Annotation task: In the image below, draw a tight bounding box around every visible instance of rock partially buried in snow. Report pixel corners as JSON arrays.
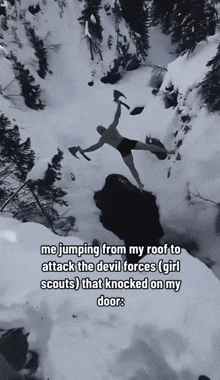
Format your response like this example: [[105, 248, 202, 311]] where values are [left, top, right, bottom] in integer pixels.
[[0, 353, 25, 380], [94, 174, 164, 263], [0, 328, 28, 371]]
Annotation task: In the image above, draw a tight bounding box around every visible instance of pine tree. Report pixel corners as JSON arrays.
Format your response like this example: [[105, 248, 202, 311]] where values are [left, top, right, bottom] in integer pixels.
[[78, 0, 103, 60], [29, 149, 68, 208], [134, 3, 150, 60], [204, 1, 218, 36], [118, 0, 150, 60], [112, 0, 124, 53], [25, 26, 49, 79], [180, 1, 207, 52], [10, 53, 45, 110], [0, 113, 35, 183], [171, 0, 217, 53], [0, 145, 69, 233], [200, 42, 220, 112], [170, 0, 189, 47], [151, 0, 177, 33], [13, 138, 35, 181]]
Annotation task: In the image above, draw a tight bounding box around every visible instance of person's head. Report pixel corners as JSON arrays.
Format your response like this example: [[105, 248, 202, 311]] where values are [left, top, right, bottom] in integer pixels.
[[97, 125, 106, 135]]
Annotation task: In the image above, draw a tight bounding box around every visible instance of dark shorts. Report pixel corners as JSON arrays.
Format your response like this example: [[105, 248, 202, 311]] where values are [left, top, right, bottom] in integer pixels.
[[116, 138, 138, 157]]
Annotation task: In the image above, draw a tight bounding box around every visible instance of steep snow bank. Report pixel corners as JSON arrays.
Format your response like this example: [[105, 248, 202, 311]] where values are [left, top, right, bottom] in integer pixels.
[[1, 2, 220, 380], [1, 216, 220, 380], [1, 2, 220, 274]]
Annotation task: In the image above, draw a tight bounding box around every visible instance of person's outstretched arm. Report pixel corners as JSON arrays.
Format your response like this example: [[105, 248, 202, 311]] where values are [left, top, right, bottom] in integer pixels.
[[109, 100, 122, 129], [81, 138, 104, 153]]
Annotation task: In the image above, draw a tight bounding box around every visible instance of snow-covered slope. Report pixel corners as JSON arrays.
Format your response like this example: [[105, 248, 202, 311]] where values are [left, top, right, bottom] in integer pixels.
[[1, 1, 220, 379], [1, 216, 220, 380]]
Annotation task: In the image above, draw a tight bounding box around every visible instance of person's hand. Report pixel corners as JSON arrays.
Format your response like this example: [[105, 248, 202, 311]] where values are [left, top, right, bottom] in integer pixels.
[[167, 150, 175, 154], [77, 146, 83, 152]]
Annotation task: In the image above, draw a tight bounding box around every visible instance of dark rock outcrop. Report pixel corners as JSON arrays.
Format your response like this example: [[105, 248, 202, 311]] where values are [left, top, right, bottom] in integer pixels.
[[28, 4, 41, 15], [0, 328, 40, 379], [126, 55, 140, 71], [0, 328, 28, 372], [94, 174, 164, 263]]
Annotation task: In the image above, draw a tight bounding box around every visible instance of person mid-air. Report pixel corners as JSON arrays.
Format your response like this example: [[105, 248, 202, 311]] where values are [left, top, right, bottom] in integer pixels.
[[80, 100, 174, 191]]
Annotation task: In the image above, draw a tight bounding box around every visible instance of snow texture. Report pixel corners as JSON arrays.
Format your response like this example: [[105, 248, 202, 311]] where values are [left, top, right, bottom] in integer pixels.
[[1, 1, 220, 380]]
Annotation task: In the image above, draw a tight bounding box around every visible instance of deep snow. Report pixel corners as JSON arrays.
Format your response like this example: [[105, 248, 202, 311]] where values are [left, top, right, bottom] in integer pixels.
[[1, 216, 220, 380], [1, 1, 220, 379]]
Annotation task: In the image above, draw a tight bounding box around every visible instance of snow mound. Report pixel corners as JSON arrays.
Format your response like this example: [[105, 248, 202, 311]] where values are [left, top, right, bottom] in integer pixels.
[[1, 217, 220, 380]]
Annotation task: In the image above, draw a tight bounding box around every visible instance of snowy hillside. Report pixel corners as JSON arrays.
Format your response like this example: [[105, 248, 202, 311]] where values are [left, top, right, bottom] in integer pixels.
[[1, 1, 220, 380], [1, 217, 220, 380]]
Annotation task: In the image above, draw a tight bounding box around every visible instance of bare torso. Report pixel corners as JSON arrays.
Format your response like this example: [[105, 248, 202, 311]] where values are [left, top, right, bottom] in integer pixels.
[[100, 127, 123, 148]]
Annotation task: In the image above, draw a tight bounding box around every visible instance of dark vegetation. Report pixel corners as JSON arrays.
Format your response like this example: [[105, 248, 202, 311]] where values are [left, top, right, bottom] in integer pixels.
[[200, 41, 220, 111], [0, 327, 41, 380], [101, 53, 140, 84], [151, 0, 220, 111], [77, 0, 103, 60], [25, 26, 50, 79], [0, 114, 75, 235], [10, 53, 45, 110], [54, 0, 67, 17], [0, 113, 35, 186], [152, 0, 218, 54], [119, 0, 150, 60]]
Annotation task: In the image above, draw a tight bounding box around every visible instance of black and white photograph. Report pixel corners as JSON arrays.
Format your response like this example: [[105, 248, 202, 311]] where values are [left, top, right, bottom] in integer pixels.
[[1, 1, 220, 379]]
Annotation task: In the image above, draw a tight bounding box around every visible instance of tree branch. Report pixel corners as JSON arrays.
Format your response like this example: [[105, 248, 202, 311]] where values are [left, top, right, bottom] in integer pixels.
[[192, 189, 218, 205]]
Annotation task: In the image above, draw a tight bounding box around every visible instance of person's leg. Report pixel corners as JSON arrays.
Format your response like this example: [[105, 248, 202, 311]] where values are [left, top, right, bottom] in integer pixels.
[[134, 141, 167, 154], [122, 153, 144, 191], [134, 141, 149, 150]]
